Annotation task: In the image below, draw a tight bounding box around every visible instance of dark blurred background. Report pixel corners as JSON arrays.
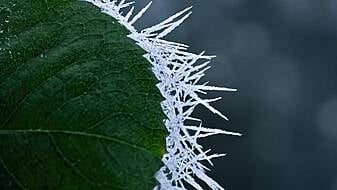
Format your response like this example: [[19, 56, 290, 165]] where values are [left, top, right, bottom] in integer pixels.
[[134, 0, 337, 189]]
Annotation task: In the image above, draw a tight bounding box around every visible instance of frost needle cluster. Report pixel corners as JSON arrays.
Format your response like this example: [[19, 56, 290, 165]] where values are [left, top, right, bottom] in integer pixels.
[[84, 0, 241, 189]]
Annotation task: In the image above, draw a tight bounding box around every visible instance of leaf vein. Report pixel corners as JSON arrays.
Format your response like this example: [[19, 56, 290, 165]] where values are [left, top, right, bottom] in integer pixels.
[[0, 129, 155, 155], [0, 155, 27, 190]]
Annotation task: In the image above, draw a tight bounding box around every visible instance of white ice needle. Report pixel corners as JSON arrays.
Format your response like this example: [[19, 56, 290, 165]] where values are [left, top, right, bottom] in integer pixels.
[[84, 1, 241, 189]]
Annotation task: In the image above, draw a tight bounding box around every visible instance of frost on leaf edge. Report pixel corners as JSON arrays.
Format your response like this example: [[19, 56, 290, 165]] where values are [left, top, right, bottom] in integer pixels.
[[83, 0, 241, 189]]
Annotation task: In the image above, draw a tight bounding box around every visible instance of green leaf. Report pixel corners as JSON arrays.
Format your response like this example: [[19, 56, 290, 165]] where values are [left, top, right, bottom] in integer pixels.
[[0, 0, 165, 189]]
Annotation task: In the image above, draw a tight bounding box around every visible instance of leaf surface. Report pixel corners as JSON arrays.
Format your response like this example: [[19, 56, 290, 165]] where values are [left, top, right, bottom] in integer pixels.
[[0, 0, 165, 189]]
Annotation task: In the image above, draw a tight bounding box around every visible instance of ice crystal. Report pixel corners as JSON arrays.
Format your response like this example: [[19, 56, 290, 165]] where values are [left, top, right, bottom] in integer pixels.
[[84, 0, 241, 189]]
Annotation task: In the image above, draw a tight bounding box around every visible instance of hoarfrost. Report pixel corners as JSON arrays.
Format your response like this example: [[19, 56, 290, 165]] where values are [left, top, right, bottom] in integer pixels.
[[84, 1, 241, 189]]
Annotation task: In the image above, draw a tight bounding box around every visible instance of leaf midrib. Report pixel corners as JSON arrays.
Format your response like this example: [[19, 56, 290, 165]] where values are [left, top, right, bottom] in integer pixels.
[[0, 129, 155, 155]]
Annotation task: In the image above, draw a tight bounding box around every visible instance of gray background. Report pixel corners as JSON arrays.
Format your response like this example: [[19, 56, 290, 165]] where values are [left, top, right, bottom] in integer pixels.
[[134, 0, 337, 189]]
